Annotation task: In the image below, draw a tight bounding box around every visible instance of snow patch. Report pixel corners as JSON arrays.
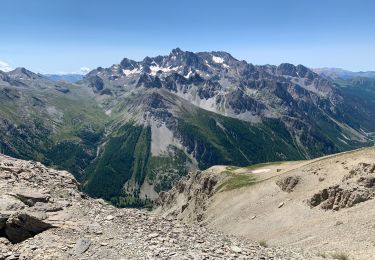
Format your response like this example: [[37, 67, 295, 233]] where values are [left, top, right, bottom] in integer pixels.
[[212, 56, 224, 64], [212, 56, 229, 68], [185, 70, 193, 78], [149, 65, 179, 76], [150, 65, 172, 76], [123, 68, 141, 76], [251, 169, 271, 174]]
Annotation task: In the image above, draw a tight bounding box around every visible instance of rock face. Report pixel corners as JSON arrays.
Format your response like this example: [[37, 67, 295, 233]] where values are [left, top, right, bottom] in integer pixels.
[[10, 190, 51, 206], [0, 154, 307, 259], [276, 176, 300, 193], [155, 171, 220, 223], [0, 154, 79, 245], [308, 162, 375, 210], [5, 212, 53, 243]]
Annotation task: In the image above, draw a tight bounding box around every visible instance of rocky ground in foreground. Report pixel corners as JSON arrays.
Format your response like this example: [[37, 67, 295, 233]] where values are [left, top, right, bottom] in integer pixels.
[[155, 148, 375, 260], [0, 154, 308, 260]]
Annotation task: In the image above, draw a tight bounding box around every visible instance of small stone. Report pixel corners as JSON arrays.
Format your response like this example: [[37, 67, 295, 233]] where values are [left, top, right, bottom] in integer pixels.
[[230, 245, 242, 253], [148, 233, 159, 239], [251, 215, 256, 220], [334, 221, 343, 226], [215, 249, 224, 254], [106, 215, 115, 221], [278, 202, 284, 208], [72, 238, 91, 255]]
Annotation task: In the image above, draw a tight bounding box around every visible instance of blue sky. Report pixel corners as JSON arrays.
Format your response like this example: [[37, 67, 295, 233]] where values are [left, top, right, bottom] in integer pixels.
[[0, 0, 374, 73]]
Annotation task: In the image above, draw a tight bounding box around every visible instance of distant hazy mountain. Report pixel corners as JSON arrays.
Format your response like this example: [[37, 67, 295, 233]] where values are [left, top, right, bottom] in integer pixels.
[[1, 50, 375, 206], [45, 73, 84, 83], [313, 67, 375, 79]]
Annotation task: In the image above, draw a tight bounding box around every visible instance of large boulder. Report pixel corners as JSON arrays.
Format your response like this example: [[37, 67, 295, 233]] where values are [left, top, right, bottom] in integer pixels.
[[0, 195, 25, 211], [4, 211, 54, 243], [276, 176, 300, 193], [10, 189, 50, 206]]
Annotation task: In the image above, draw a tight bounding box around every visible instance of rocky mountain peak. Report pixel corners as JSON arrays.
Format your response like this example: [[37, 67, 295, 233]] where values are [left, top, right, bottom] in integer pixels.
[[276, 63, 318, 80], [277, 63, 298, 77], [8, 67, 43, 80], [0, 71, 10, 81], [120, 58, 138, 70], [1, 49, 373, 215], [170, 47, 184, 56]]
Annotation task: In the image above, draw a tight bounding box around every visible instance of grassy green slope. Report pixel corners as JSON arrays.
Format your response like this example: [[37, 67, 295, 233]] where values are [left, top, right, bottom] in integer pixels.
[[83, 123, 146, 199], [0, 85, 108, 179], [334, 77, 375, 132], [176, 107, 304, 169], [82, 99, 307, 205]]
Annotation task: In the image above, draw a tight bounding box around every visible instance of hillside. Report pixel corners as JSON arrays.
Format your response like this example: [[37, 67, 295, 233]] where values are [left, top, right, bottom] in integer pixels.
[[156, 147, 375, 259], [0, 154, 308, 259], [79, 49, 375, 203], [1, 49, 375, 205]]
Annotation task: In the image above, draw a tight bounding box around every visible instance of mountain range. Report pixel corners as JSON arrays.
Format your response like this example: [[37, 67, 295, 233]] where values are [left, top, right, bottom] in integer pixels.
[[314, 67, 375, 79], [45, 74, 84, 83], [1, 49, 375, 206]]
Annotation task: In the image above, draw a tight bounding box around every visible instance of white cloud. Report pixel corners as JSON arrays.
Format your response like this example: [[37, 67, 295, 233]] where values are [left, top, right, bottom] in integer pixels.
[[0, 61, 13, 72], [80, 67, 91, 74]]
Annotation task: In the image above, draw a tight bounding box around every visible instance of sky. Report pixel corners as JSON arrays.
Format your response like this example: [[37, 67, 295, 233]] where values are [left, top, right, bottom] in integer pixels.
[[0, 0, 375, 73]]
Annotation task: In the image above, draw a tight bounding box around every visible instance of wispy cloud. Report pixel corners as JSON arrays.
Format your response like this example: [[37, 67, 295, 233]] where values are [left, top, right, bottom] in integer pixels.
[[49, 67, 91, 75], [80, 67, 91, 74], [0, 60, 13, 72]]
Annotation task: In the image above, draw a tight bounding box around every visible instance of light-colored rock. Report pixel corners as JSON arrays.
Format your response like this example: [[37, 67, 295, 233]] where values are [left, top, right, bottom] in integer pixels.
[[230, 245, 242, 253], [72, 238, 91, 255], [147, 232, 159, 239], [10, 189, 50, 206], [0, 153, 308, 260], [106, 215, 115, 221], [5, 211, 53, 243], [0, 195, 25, 211]]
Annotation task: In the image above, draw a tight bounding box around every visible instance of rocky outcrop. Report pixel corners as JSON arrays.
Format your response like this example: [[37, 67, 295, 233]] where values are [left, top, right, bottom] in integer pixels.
[[155, 171, 220, 223], [0, 154, 307, 259], [308, 162, 375, 210], [4, 211, 53, 243], [9, 190, 50, 207], [276, 176, 300, 193], [0, 155, 79, 245]]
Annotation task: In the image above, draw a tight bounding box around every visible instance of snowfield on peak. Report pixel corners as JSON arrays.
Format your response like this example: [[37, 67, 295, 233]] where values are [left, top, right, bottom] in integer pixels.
[[212, 56, 225, 64]]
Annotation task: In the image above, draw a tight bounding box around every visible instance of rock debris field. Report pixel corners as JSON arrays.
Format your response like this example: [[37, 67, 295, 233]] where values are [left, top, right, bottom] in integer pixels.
[[0, 154, 308, 259]]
